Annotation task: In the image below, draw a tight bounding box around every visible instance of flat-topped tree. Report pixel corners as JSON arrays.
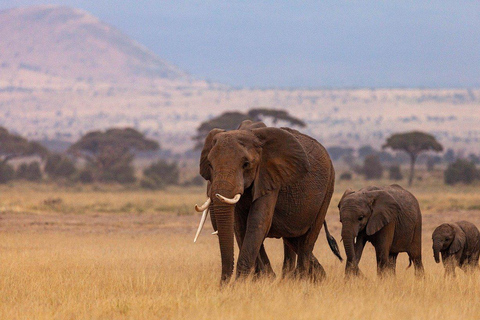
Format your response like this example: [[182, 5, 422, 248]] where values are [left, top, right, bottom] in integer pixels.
[[193, 109, 306, 150], [383, 131, 443, 186], [0, 127, 48, 163], [68, 128, 159, 183]]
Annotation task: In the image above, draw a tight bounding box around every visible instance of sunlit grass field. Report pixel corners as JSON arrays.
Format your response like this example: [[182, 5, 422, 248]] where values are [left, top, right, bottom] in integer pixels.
[[0, 175, 479, 319]]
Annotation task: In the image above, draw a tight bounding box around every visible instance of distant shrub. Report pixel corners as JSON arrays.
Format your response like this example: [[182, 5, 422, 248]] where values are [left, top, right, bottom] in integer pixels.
[[105, 164, 136, 184], [45, 153, 77, 179], [327, 146, 354, 162], [426, 156, 441, 172], [389, 165, 403, 181], [444, 159, 479, 185], [0, 162, 15, 183], [76, 169, 94, 184], [358, 145, 376, 160], [140, 177, 163, 190], [339, 172, 352, 180], [443, 149, 456, 164], [15, 163, 28, 179], [182, 175, 205, 186], [142, 160, 179, 189], [469, 153, 480, 165], [363, 155, 383, 180], [16, 162, 42, 181]]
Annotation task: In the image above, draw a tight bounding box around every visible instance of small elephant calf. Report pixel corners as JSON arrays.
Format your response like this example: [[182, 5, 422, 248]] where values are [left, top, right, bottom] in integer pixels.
[[338, 184, 424, 277], [432, 221, 480, 276]]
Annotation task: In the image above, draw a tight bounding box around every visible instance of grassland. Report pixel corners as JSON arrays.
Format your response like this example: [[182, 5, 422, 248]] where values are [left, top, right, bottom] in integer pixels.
[[0, 177, 479, 319]]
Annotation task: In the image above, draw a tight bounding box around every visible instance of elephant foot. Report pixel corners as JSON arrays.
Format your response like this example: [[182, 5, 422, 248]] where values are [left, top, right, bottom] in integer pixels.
[[253, 268, 276, 280], [309, 263, 326, 283], [345, 265, 365, 280], [377, 267, 396, 279]]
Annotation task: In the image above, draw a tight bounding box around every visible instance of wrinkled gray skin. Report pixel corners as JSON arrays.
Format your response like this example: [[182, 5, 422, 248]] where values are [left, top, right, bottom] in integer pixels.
[[338, 184, 424, 277], [432, 221, 480, 276], [200, 120, 341, 283]]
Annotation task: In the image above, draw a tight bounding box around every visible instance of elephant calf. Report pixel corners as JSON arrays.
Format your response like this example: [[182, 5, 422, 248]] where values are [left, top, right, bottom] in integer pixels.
[[338, 184, 424, 277], [432, 221, 480, 276]]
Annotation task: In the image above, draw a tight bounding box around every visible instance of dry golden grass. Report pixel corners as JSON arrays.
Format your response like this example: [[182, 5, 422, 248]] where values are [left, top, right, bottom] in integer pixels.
[[0, 180, 479, 319]]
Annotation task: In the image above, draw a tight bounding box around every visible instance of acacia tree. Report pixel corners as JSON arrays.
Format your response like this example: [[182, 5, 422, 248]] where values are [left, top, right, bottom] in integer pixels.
[[383, 131, 443, 186], [0, 127, 48, 163], [193, 108, 306, 149], [68, 128, 159, 183]]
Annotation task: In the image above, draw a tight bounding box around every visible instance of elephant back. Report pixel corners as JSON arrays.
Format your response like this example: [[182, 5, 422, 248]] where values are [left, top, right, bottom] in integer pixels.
[[457, 221, 480, 255]]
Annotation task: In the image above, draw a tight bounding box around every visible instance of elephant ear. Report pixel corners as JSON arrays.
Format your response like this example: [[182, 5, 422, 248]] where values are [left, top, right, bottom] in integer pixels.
[[237, 120, 267, 130], [338, 188, 355, 208], [251, 127, 310, 201], [449, 224, 466, 254], [199, 128, 225, 180], [365, 190, 401, 236]]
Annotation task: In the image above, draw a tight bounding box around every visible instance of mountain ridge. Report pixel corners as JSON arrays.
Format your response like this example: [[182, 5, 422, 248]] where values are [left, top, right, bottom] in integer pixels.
[[0, 5, 188, 83]]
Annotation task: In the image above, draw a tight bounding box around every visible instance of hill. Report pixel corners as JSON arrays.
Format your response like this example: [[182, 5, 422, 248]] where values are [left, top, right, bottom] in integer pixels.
[[0, 5, 187, 83]]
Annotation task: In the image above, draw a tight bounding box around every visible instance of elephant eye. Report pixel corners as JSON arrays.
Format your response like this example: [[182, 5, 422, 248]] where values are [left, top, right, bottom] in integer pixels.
[[242, 161, 250, 169], [358, 216, 364, 221]]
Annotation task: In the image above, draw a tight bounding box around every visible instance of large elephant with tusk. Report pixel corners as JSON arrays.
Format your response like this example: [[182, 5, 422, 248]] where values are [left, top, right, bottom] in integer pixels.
[[194, 120, 342, 283]]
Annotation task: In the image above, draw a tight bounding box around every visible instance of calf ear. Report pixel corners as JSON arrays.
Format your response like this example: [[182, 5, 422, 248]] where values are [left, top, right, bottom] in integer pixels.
[[199, 129, 225, 181], [449, 224, 466, 254], [338, 188, 355, 208], [365, 191, 401, 236]]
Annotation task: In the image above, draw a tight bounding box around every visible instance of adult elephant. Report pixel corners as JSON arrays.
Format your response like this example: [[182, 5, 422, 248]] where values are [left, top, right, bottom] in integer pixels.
[[338, 185, 424, 277], [194, 120, 341, 283]]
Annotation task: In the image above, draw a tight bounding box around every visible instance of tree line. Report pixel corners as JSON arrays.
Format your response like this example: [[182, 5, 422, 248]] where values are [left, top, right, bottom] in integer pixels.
[[0, 127, 200, 189], [0, 108, 478, 187]]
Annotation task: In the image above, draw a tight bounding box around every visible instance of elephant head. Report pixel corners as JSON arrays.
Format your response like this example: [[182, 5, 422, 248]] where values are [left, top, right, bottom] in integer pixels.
[[197, 121, 310, 282], [338, 188, 401, 274], [432, 223, 466, 263]]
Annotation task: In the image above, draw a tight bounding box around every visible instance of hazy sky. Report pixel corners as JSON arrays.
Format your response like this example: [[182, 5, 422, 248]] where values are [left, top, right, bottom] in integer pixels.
[[1, 1, 479, 88]]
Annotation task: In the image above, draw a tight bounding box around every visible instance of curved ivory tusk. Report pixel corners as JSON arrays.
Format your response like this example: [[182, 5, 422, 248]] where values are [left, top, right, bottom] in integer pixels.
[[215, 193, 241, 204], [211, 230, 218, 235], [194, 198, 211, 212], [193, 209, 209, 243]]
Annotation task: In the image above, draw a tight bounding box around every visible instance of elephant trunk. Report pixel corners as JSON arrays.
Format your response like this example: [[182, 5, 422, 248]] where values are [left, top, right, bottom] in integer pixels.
[[342, 226, 359, 275], [433, 241, 442, 263], [213, 200, 235, 283], [210, 176, 240, 283]]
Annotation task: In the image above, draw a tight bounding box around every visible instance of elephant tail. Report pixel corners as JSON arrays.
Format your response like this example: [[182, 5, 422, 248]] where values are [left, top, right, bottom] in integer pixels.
[[324, 221, 343, 261]]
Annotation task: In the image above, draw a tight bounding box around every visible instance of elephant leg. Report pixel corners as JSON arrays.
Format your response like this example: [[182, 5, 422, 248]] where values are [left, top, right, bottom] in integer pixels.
[[295, 240, 310, 279], [296, 176, 334, 281], [354, 234, 367, 263], [373, 223, 394, 277], [375, 247, 390, 277], [256, 244, 275, 277], [308, 254, 326, 282], [236, 190, 278, 278], [388, 253, 398, 274], [469, 251, 480, 273], [282, 239, 296, 278], [443, 255, 457, 277], [296, 237, 325, 282], [235, 205, 270, 277], [234, 202, 274, 277], [409, 220, 424, 277]]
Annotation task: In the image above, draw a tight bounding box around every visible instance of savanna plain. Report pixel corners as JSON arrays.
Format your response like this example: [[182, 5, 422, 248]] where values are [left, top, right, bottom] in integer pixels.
[[0, 173, 479, 319]]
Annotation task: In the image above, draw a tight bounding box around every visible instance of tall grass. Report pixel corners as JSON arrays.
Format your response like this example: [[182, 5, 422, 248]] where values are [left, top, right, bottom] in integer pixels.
[[0, 231, 479, 319], [0, 180, 479, 319]]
